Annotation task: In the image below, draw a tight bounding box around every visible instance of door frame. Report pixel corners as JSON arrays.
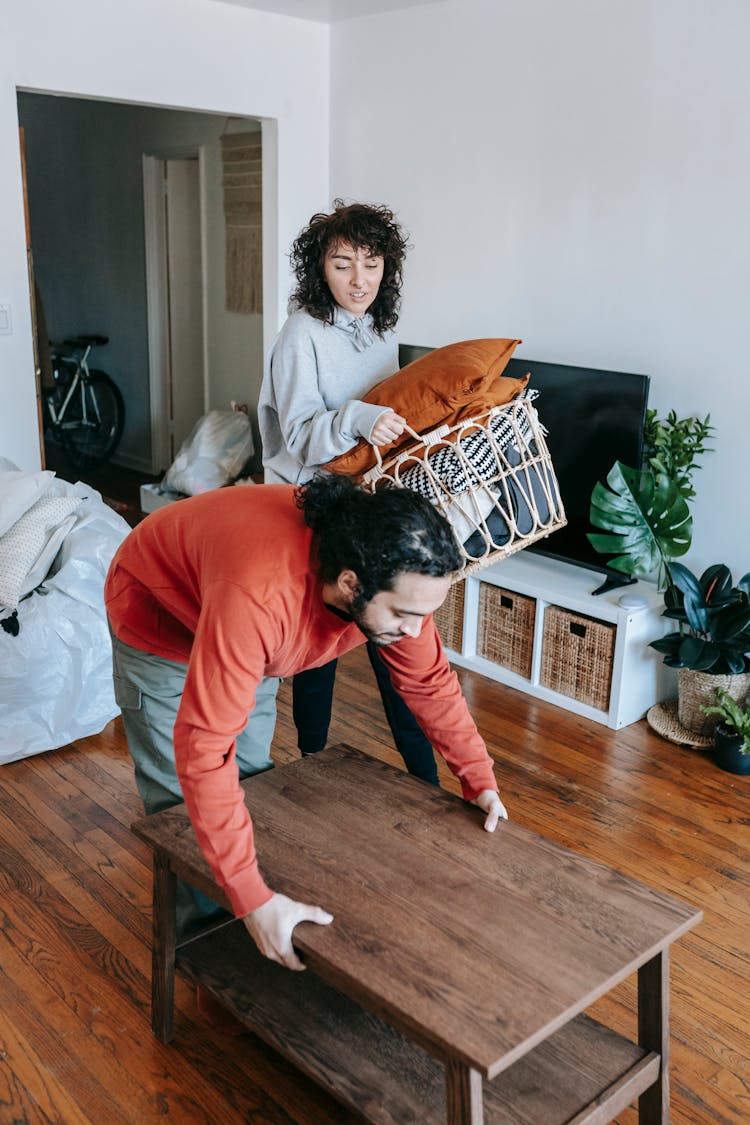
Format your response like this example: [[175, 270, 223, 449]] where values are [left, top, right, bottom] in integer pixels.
[[142, 147, 209, 474], [18, 126, 47, 467]]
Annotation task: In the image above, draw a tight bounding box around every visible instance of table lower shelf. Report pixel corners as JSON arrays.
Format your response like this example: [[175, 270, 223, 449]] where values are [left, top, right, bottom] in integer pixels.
[[177, 920, 660, 1125]]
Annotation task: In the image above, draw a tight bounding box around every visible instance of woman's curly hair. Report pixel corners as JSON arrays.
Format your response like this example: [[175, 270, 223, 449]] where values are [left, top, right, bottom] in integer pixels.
[[297, 475, 461, 604], [289, 199, 409, 335]]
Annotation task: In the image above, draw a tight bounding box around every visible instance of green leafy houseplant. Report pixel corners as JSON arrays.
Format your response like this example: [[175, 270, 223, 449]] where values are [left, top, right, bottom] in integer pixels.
[[700, 686, 750, 774], [701, 687, 750, 753], [649, 563, 750, 675], [587, 409, 714, 587], [643, 409, 715, 504]]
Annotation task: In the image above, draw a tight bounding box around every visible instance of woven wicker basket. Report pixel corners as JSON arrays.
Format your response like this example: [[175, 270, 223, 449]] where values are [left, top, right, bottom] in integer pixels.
[[432, 579, 465, 651], [540, 606, 616, 711], [477, 583, 536, 678], [362, 397, 567, 579], [677, 668, 750, 737]]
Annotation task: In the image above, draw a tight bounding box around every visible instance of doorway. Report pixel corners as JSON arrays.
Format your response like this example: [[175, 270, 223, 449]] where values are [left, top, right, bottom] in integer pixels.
[[17, 92, 264, 478]]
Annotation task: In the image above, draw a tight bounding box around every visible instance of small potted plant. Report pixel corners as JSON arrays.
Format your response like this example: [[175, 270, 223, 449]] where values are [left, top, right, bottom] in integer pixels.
[[642, 408, 714, 505], [649, 562, 750, 735], [700, 687, 750, 775]]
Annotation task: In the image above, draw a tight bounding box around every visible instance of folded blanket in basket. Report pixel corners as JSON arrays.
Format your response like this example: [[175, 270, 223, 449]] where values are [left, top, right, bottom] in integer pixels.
[[398, 391, 537, 502], [461, 443, 557, 558]]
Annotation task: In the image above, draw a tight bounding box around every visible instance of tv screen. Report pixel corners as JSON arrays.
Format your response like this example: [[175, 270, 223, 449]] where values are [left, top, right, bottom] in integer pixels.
[[399, 346, 651, 590], [504, 357, 650, 585]]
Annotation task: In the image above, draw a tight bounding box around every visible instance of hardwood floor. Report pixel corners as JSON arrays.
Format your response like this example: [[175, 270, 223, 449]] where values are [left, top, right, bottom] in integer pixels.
[[0, 647, 747, 1123]]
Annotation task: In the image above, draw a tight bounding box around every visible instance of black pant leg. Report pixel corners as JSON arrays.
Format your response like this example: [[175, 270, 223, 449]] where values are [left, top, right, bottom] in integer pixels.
[[366, 641, 439, 786], [292, 659, 338, 755]]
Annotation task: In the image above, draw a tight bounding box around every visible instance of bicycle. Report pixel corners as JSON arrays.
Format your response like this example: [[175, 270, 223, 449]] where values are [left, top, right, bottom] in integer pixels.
[[44, 334, 125, 470]]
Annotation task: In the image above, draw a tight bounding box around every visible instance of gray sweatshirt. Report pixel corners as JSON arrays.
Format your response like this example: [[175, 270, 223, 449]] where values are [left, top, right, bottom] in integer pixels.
[[258, 306, 397, 484]]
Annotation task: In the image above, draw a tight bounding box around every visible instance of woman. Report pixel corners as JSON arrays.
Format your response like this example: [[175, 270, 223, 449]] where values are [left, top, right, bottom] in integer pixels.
[[258, 200, 439, 784]]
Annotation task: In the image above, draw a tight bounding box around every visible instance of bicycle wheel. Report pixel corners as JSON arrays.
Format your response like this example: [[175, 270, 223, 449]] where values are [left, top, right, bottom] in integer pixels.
[[59, 368, 125, 470]]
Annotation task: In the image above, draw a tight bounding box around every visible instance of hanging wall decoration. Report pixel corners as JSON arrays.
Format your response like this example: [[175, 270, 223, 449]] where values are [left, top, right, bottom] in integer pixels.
[[221, 130, 262, 314]]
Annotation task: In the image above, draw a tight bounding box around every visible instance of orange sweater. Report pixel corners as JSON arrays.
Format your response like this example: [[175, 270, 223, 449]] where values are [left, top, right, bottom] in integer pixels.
[[105, 484, 497, 915]]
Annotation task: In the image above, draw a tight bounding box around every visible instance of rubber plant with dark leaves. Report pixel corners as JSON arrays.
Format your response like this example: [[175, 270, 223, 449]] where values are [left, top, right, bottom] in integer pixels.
[[649, 563, 750, 675]]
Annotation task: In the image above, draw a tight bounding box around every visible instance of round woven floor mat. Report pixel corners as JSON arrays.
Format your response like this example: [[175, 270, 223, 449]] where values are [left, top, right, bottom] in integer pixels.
[[646, 699, 713, 749]]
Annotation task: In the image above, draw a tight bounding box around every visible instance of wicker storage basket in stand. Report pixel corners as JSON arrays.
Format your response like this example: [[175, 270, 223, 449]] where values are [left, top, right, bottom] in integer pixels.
[[477, 584, 536, 678], [432, 580, 466, 651], [541, 607, 616, 712]]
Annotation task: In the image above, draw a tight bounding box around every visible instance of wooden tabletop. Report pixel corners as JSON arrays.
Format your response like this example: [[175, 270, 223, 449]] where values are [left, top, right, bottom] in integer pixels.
[[131, 744, 701, 1079]]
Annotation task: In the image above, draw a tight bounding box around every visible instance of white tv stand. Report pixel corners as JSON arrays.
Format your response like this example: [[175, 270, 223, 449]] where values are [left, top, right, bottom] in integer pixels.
[[441, 553, 674, 730]]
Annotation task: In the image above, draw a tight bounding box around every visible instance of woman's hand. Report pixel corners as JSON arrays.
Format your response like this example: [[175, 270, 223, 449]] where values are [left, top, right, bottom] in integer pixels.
[[370, 410, 407, 447], [471, 790, 509, 832], [243, 892, 334, 970]]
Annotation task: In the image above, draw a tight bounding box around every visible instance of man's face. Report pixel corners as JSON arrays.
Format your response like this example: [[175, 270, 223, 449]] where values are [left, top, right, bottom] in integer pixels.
[[350, 572, 453, 646]]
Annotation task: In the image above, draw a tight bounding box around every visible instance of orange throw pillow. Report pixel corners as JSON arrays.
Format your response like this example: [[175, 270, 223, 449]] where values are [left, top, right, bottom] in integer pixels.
[[324, 338, 525, 477]]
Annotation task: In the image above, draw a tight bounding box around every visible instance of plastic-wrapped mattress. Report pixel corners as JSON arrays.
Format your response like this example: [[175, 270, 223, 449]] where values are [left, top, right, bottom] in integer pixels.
[[0, 470, 130, 764]]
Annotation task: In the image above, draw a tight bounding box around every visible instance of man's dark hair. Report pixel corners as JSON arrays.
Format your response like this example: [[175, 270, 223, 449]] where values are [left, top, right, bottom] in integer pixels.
[[297, 475, 462, 604], [290, 199, 408, 335]]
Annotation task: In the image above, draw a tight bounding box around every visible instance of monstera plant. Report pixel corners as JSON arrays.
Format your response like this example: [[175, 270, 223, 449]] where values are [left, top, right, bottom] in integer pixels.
[[587, 461, 692, 589], [587, 409, 713, 588]]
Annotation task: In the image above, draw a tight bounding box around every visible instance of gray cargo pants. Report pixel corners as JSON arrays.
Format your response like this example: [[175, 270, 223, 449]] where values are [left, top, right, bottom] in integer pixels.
[[110, 629, 278, 937]]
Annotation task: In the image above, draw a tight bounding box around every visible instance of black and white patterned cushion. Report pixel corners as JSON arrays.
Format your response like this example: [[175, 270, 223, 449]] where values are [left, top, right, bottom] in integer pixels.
[[398, 390, 539, 502]]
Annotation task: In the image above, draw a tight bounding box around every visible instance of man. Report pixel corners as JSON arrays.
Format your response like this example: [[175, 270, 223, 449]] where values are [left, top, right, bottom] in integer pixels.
[[105, 475, 507, 972]]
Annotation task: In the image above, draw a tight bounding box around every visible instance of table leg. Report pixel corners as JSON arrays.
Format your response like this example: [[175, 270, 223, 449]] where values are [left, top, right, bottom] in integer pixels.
[[151, 851, 177, 1043], [444, 1058, 484, 1125], [638, 949, 670, 1124]]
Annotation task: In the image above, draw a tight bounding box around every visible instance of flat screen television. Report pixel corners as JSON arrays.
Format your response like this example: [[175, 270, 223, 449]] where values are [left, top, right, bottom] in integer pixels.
[[399, 346, 651, 593]]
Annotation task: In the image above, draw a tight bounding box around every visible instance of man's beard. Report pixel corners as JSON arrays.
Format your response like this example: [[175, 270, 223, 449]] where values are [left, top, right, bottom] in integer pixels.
[[349, 596, 402, 647]]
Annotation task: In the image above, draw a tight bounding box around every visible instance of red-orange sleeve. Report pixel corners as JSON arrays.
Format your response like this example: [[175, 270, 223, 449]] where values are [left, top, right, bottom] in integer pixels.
[[172, 580, 282, 916], [377, 620, 498, 801]]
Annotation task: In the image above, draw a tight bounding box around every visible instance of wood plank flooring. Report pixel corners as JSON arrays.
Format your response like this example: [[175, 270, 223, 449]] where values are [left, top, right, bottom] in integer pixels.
[[0, 646, 747, 1124]]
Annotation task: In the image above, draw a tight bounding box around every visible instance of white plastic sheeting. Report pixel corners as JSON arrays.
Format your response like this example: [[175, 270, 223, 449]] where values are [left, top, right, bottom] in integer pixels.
[[0, 473, 130, 764], [162, 409, 254, 496]]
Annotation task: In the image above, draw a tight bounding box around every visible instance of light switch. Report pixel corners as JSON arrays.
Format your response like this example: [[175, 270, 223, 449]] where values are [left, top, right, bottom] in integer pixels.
[[0, 303, 11, 335]]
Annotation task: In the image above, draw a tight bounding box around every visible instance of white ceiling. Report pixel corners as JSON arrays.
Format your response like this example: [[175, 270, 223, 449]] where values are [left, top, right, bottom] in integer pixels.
[[213, 0, 441, 23]]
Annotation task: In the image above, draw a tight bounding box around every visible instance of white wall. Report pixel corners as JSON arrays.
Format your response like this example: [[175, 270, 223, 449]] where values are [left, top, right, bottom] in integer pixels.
[[0, 0, 330, 472], [331, 0, 750, 578]]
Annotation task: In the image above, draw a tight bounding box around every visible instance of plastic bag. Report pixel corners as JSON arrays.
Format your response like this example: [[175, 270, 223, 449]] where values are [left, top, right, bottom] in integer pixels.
[[162, 409, 254, 496], [0, 475, 130, 764]]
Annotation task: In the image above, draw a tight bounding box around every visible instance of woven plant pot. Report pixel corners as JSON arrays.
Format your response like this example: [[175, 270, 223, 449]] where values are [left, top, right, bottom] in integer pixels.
[[677, 668, 750, 736]]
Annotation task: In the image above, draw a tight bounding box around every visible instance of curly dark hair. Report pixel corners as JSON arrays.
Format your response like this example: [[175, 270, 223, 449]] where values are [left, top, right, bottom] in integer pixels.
[[297, 475, 461, 603], [289, 199, 409, 335]]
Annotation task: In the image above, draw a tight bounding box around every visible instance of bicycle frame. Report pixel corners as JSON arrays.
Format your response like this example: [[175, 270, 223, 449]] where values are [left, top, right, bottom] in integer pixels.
[[47, 344, 102, 430], [44, 333, 124, 471]]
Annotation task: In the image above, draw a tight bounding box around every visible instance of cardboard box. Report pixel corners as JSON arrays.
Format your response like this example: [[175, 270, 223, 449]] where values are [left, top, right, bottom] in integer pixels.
[[139, 482, 187, 514]]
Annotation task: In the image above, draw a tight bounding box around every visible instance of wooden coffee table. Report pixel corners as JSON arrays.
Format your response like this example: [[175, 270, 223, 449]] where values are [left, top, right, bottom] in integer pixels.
[[131, 744, 701, 1124]]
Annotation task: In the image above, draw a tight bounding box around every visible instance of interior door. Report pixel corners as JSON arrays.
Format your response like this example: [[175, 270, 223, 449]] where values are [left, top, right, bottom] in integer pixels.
[[143, 153, 206, 472], [165, 157, 205, 461]]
